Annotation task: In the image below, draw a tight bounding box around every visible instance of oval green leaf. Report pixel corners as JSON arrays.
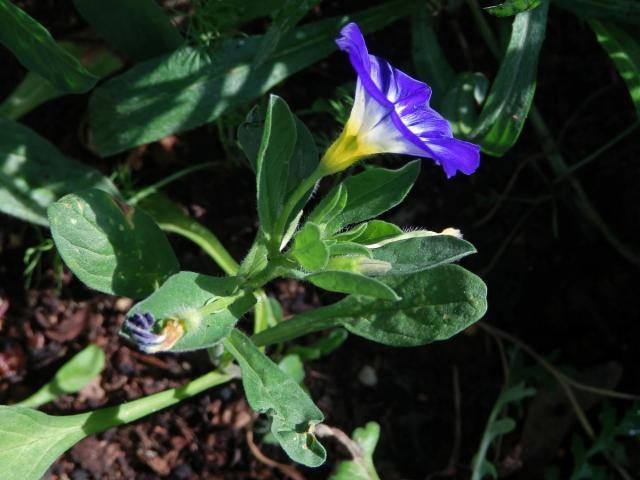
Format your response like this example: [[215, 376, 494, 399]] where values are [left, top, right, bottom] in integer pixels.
[[224, 329, 326, 467], [48, 189, 179, 298]]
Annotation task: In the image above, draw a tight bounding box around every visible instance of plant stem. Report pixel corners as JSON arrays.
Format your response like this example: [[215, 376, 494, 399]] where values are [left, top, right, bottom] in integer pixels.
[[555, 119, 640, 181], [82, 370, 234, 435], [128, 161, 216, 206], [160, 219, 239, 276], [251, 307, 342, 347]]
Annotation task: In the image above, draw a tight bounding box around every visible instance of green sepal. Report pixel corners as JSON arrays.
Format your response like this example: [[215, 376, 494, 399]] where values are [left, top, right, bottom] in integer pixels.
[[290, 222, 330, 271], [123, 272, 256, 352]]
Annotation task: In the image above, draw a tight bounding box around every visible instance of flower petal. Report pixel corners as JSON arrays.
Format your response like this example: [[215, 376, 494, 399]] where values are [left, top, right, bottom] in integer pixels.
[[424, 137, 481, 178], [335, 22, 481, 177]]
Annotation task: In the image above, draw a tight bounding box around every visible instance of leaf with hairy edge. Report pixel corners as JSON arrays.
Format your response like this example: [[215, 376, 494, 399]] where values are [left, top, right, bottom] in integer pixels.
[[256, 95, 297, 235], [0, 119, 118, 226], [0, 0, 97, 93], [590, 20, 640, 116], [470, 0, 549, 156], [89, 0, 418, 156], [124, 272, 256, 352], [291, 223, 330, 271], [368, 234, 476, 275], [224, 329, 326, 467], [335, 265, 486, 345], [253, 265, 487, 348], [331, 160, 421, 231], [48, 189, 179, 298], [306, 271, 400, 301], [71, 0, 182, 62], [347, 220, 403, 244]]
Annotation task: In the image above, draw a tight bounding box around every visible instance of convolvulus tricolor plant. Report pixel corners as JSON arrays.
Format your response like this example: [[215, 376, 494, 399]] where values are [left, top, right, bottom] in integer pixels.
[[0, 23, 487, 478]]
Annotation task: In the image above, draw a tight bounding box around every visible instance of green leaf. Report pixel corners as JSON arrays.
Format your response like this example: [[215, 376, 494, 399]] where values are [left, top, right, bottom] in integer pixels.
[[469, 0, 549, 156], [0, 406, 89, 480], [441, 72, 488, 137], [331, 160, 421, 230], [411, 8, 455, 108], [0, 0, 97, 93], [486, 0, 541, 16], [89, 0, 418, 156], [224, 329, 326, 467], [0, 119, 118, 226], [552, 0, 640, 26], [124, 272, 255, 352], [287, 329, 348, 361], [71, 0, 182, 62], [306, 271, 401, 301], [471, 382, 535, 480], [335, 265, 486, 346], [239, 105, 318, 199], [255, 95, 297, 235], [0, 42, 123, 120], [253, 265, 488, 349], [367, 233, 476, 275], [328, 241, 372, 258], [0, 370, 232, 480], [278, 354, 306, 384], [252, 0, 321, 67], [17, 344, 105, 409], [308, 183, 348, 231], [48, 189, 179, 298], [347, 220, 403, 244], [291, 223, 330, 271], [590, 20, 640, 116], [330, 422, 381, 480], [331, 222, 369, 242], [238, 106, 263, 173]]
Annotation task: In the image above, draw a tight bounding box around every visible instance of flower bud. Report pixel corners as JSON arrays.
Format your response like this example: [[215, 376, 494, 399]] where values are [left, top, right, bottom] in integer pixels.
[[327, 255, 392, 275]]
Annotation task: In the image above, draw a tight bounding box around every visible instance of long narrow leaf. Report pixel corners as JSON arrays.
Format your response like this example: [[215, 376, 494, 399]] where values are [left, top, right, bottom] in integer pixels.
[[89, 0, 418, 156], [411, 7, 456, 108], [71, 0, 182, 62], [0, 0, 97, 93], [470, 0, 549, 156], [590, 20, 640, 116]]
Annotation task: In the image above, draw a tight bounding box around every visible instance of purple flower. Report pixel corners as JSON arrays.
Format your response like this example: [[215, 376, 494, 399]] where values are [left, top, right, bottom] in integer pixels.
[[319, 23, 480, 178], [123, 312, 183, 353]]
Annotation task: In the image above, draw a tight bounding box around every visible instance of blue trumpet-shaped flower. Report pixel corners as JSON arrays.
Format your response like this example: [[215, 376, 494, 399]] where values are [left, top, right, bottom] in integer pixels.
[[319, 23, 480, 178]]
